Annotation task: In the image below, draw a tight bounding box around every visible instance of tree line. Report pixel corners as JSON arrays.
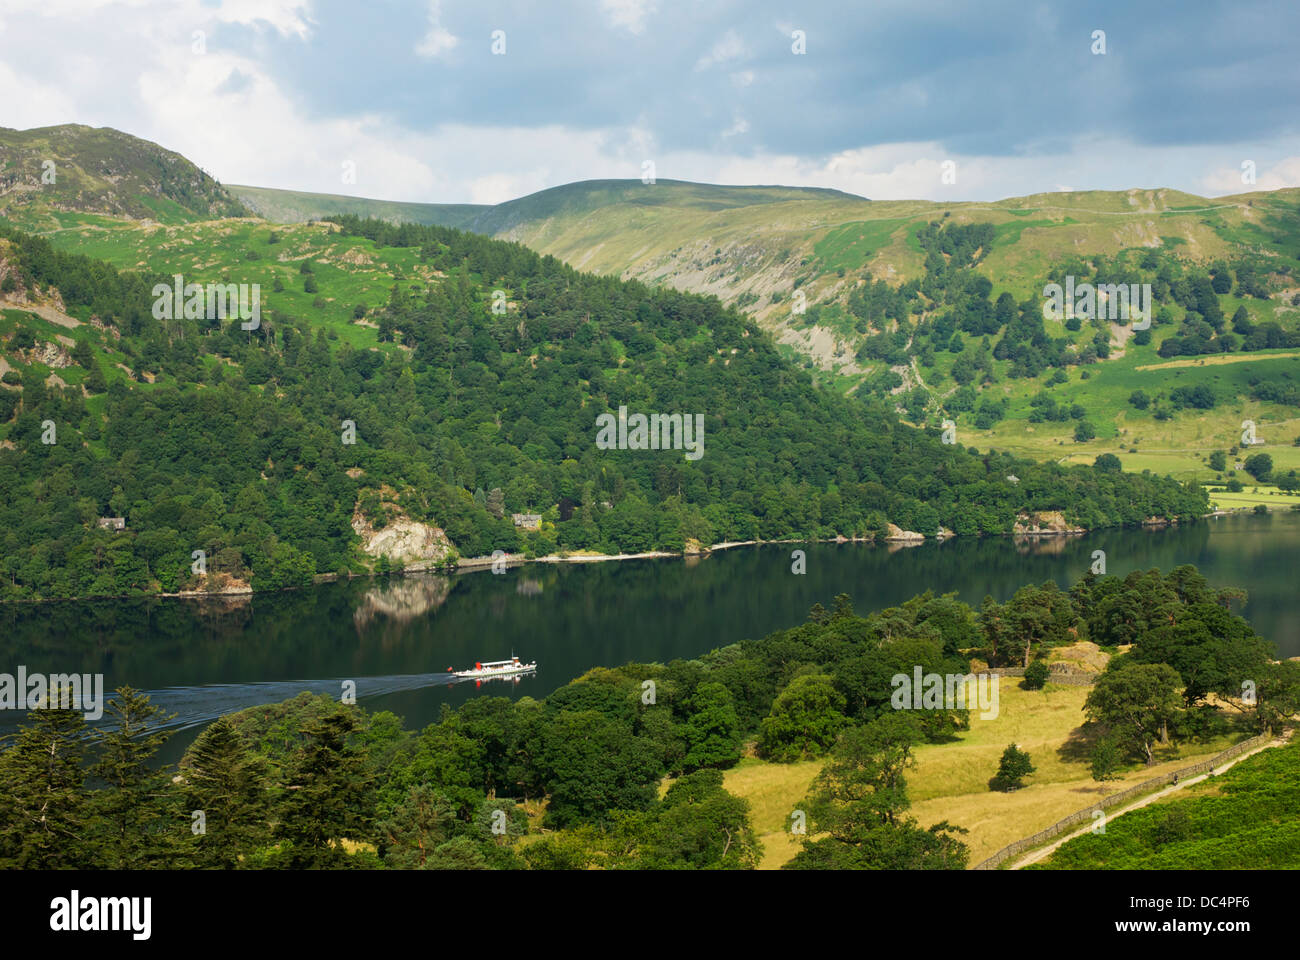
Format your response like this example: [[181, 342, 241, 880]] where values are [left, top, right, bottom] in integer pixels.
[[2, 564, 1293, 870]]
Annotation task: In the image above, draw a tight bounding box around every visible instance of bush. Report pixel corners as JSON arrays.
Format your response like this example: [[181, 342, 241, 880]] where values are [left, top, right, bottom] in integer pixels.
[[1023, 659, 1050, 690], [991, 743, 1036, 791], [1243, 453, 1273, 482]]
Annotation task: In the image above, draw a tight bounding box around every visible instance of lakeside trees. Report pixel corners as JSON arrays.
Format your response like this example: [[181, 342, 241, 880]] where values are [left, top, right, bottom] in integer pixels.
[[0, 565, 1291, 870]]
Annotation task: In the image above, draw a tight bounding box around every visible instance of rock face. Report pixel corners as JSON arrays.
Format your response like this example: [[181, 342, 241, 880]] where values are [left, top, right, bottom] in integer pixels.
[[351, 512, 455, 566], [885, 523, 926, 542], [1013, 511, 1085, 535]]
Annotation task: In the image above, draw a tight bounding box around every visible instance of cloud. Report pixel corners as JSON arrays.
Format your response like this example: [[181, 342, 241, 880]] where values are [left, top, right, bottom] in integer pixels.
[[215, 69, 254, 95], [3, 0, 1299, 206], [599, 0, 658, 35], [1202, 157, 1300, 194], [212, 0, 314, 39], [720, 115, 749, 139], [415, 0, 458, 58], [695, 29, 746, 71], [0, 53, 82, 130]]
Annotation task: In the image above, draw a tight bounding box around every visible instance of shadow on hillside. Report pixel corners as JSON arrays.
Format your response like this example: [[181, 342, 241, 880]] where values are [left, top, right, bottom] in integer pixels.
[[1057, 721, 1104, 764]]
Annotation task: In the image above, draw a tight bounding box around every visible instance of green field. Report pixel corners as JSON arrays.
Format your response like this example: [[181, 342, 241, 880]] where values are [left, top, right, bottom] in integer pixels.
[[16, 216, 444, 354]]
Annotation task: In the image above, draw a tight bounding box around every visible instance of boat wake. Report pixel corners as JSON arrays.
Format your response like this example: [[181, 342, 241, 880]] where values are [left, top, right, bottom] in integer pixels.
[[138, 672, 460, 732], [0, 672, 460, 741]]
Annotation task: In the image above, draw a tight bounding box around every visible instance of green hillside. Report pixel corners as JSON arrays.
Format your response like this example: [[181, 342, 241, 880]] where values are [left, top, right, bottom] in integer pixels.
[[0, 124, 250, 226], [229, 183, 486, 230], [5, 126, 1298, 505], [225, 178, 1300, 490], [0, 207, 1209, 602], [470, 181, 1300, 490]]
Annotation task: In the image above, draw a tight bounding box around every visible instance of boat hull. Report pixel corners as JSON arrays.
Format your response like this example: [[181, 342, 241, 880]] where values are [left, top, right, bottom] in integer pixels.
[[451, 663, 537, 679]]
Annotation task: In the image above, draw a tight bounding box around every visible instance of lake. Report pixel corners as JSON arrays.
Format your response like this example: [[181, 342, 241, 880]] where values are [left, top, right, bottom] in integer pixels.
[[3, 511, 1298, 764]]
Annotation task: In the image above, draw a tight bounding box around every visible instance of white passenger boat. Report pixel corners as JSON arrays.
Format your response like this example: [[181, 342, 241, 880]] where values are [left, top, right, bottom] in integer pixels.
[[448, 656, 537, 680]]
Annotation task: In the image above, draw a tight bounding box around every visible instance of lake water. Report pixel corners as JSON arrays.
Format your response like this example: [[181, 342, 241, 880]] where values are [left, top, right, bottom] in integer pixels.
[[3, 512, 1298, 764]]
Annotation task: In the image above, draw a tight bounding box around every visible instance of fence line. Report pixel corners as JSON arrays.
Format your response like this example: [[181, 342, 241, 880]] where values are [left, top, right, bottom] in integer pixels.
[[971, 732, 1274, 870], [985, 664, 1099, 687]]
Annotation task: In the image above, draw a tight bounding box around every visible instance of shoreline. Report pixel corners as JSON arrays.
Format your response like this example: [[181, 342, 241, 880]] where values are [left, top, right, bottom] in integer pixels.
[[3, 506, 1283, 605]]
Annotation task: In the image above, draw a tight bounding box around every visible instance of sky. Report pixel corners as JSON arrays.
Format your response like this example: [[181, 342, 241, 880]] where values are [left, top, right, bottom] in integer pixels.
[[2, 0, 1298, 206]]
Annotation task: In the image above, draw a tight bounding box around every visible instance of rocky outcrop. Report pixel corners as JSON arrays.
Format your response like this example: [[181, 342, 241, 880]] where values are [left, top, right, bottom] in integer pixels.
[[352, 515, 456, 566], [1013, 511, 1085, 536], [352, 490, 456, 567], [33, 341, 73, 369], [885, 523, 925, 542]]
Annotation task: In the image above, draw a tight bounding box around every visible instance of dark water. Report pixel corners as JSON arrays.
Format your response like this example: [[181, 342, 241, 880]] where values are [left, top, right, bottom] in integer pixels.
[[2, 512, 1298, 764]]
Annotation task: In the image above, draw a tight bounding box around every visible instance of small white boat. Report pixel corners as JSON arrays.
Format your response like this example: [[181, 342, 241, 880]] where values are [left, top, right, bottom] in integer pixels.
[[448, 656, 537, 681]]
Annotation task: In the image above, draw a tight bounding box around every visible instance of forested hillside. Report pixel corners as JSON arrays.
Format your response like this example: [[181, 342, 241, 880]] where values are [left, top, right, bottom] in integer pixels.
[[8, 125, 1298, 489], [231, 176, 1300, 489], [0, 214, 1207, 601]]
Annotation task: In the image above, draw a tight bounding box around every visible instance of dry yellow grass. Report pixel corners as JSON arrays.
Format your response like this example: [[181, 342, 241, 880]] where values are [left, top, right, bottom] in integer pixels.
[[722, 756, 823, 869], [722, 656, 1241, 869]]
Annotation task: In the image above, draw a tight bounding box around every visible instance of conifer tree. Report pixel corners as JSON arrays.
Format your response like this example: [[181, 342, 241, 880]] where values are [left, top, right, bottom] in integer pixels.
[[90, 686, 176, 868], [181, 716, 271, 868], [273, 709, 376, 867], [0, 694, 90, 869]]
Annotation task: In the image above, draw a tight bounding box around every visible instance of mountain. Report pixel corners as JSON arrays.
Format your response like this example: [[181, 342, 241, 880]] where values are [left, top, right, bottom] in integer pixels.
[[0, 207, 1207, 601], [6, 126, 1299, 493], [0, 124, 251, 225], [229, 183, 487, 230]]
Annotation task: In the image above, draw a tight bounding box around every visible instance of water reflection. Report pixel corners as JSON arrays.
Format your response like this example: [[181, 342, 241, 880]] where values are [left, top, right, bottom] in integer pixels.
[[1, 513, 1297, 764]]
